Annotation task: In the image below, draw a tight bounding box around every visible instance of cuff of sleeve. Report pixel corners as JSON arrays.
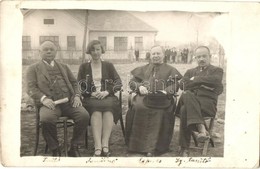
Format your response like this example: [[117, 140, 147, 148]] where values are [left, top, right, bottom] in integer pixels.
[[75, 94, 81, 97], [40, 95, 47, 103], [105, 90, 110, 95]]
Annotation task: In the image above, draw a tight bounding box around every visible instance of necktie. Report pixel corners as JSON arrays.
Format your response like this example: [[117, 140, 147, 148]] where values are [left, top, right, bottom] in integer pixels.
[[200, 66, 205, 71]]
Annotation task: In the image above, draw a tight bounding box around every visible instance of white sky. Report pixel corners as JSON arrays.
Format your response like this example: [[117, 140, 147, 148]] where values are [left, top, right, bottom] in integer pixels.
[[130, 11, 228, 46]]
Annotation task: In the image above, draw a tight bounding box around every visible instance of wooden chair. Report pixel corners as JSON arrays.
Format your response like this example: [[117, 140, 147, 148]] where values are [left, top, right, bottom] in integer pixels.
[[191, 116, 215, 156], [174, 93, 217, 156], [118, 89, 126, 139], [34, 105, 75, 156]]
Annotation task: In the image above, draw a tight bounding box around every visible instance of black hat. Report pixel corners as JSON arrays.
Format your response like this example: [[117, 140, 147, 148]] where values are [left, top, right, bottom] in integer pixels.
[[143, 93, 173, 109]]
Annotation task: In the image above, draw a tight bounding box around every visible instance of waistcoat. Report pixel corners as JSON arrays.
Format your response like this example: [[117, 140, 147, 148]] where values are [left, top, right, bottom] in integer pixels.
[[45, 63, 71, 101]]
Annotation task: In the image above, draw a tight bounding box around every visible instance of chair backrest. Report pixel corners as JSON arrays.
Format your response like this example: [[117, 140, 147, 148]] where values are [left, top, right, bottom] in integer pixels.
[[128, 91, 136, 108]]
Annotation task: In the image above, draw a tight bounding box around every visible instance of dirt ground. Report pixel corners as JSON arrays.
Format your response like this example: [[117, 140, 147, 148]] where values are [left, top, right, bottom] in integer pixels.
[[20, 62, 226, 157]]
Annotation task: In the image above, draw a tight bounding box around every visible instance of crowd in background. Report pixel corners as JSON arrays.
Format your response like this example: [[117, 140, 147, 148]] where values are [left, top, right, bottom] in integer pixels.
[[144, 47, 193, 64]]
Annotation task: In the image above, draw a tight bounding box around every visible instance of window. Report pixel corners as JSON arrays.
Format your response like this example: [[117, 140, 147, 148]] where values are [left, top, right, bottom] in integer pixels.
[[114, 37, 128, 51], [44, 19, 54, 25], [98, 37, 107, 51], [135, 37, 143, 50], [39, 36, 59, 47], [22, 36, 31, 50], [67, 36, 76, 50]]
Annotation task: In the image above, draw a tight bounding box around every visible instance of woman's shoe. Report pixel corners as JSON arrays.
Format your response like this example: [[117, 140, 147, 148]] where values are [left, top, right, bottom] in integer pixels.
[[102, 147, 111, 157], [93, 149, 102, 157], [146, 152, 153, 157]]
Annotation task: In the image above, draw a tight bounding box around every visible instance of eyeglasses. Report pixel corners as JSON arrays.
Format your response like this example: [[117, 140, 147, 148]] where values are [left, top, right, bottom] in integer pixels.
[[42, 48, 56, 52]]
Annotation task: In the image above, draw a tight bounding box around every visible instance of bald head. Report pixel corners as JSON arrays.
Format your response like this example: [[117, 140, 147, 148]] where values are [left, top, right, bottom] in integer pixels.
[[39, 41, 57, 63], [194, 46, 211, 67], [150, 45, 165, 65]]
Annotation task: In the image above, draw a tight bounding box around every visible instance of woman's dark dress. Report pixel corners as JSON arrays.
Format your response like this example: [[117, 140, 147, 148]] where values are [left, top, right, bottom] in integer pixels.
[[125, 63, 182, 154], [77, 61, 122, 123]]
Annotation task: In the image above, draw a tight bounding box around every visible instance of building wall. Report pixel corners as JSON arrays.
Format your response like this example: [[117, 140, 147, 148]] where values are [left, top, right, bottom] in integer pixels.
[[89, 31, 156, 59], [23, 10, 85, 57], [89, 31, 156, 50], [22, 10, 157, 61]]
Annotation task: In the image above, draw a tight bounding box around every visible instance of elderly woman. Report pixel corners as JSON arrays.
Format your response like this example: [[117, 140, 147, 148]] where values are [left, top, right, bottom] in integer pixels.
[[77, 40, 122, 157], [125, 45, 182, 156]]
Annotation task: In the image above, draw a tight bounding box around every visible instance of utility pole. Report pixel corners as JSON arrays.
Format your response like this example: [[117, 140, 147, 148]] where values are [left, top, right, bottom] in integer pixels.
[[82, 10, 88, 63]]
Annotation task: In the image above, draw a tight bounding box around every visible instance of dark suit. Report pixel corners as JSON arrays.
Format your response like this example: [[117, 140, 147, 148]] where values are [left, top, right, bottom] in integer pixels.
[[26, 60, 89, 150], [176, 64, 223, 148]]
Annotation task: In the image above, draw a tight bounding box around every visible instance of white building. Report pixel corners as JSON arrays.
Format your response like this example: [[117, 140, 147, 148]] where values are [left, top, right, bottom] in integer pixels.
[[22, 9, 157, 63]]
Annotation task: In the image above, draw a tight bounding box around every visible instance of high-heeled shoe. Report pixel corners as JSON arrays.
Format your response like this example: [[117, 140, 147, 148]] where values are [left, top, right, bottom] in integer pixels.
[[102, 147, 111, 157], [93, 149, 102, 157], [146, 152, 153, 157]]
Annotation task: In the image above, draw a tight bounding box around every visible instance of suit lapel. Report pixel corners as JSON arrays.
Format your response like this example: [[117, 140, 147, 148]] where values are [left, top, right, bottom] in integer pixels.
[[55, 61, 68, 81], [37, 61, 51, 82]]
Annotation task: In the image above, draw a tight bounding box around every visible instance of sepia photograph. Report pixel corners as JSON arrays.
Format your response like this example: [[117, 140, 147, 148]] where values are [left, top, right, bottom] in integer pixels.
[[20, 9, 226, 158], [1, 1, 259, 168]]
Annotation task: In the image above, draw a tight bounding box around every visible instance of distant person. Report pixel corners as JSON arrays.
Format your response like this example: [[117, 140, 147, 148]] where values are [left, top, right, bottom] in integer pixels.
[[126, 45, 182, 156], [170, 49, 177, 63], [165, 48, 171, 63], [176, 46, 224, 157], [145, 51, 151, 63], [128, 47, 135, 62], [26, 40, 89, 157], [77, 40, 122, 157], [135, 49, 140, 62], [184, 48, 189, 63]]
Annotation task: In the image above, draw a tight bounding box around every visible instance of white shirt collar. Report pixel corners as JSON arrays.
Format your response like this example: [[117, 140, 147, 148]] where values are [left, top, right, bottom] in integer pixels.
[[42, 60, 55, 67]]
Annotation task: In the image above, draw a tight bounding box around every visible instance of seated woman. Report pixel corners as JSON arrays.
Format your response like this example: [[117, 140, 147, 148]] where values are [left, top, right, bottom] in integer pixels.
[[77, 40, 122, 157], [125, 45, 182, 156]]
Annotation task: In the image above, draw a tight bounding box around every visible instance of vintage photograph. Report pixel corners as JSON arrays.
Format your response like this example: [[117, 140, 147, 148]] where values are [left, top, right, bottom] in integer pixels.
[[20, 9, 227, 158]]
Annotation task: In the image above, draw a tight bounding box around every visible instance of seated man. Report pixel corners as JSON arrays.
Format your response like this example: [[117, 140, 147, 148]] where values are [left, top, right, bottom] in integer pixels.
[[126, 45, 182, 156], [26, 40, 90, 157], [176, 46, 224, 156]]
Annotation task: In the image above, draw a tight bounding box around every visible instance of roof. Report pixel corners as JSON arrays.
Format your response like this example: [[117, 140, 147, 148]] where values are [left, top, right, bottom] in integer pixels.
[[65, 10, 158, 32], [90, 10, 157, 32]]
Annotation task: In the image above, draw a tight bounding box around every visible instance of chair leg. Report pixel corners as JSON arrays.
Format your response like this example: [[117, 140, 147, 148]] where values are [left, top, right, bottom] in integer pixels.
[[85, 127, 88, 149], [202, 118, 215, 155], [210, 138, 215, 147], [191, 131, 199, 147], [34, 125, 40, 156], [44, 144, 48, 154], [202, 139, 210, 156], [208, 118, 215, 147], [120, 115, 125, 139], [64, 120, 68, 157]]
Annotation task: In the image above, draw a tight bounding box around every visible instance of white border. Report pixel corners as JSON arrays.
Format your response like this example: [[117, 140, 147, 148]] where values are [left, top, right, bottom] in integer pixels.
[[1, 1, 260, 168]]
